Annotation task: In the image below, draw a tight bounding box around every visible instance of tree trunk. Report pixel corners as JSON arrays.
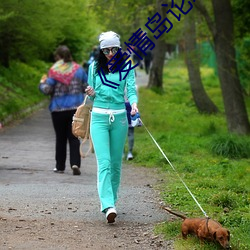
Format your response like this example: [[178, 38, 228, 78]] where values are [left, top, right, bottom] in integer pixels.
[[148, 39, 166, 89], [195, 0, 250, 134], [147, 0, 167, 90], [212, 0, 250, 134], [184, 13, 218, 114]]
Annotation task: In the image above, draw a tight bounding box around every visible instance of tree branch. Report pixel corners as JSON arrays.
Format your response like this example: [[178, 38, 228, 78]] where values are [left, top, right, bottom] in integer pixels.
[[194, 1, 216, 38]]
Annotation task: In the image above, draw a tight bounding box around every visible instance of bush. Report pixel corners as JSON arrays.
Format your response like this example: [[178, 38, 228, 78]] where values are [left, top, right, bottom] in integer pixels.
[[0, 60, 49, 122], [210, 191, 237, 209], [210, 135, 250, 159]]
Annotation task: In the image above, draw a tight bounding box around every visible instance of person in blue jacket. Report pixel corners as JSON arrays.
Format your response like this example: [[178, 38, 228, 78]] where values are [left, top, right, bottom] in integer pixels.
[[39, 45, 87, 175], [85, 31, 139, 223]]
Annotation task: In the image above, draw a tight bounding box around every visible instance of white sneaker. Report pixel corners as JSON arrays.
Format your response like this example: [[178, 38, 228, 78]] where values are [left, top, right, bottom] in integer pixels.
[[53, 168, 64, 173], [127, 152, 133, 160], [105, 207, 117, 223]]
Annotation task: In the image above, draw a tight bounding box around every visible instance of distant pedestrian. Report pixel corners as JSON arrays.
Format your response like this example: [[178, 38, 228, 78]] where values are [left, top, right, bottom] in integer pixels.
[[86, 46, 99, 71], [124, 58, 138, 161], [39, 45, 88, 175], [85, 31, 139, 223], [132, 47, 144, 70], [89, 46, 99, 62], [144, 49, 152, 74], [125, 101, 135, 160]]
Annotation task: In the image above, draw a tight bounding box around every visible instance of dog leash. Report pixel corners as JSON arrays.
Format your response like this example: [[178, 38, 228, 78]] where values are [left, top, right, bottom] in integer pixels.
[[139, 118, 209, 218]]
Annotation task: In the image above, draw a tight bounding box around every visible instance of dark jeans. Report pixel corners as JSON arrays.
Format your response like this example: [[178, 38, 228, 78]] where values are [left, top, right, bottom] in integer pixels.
[[51, 110, 80, 171], [125, 102, 134, 152], [144, 59, 151, 74], [127, 127, 134, 152]]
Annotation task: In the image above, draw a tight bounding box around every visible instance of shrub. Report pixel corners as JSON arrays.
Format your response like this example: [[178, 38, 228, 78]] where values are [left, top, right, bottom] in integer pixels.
[[210, 135, 250, 159], [210, 191, 237, 209]]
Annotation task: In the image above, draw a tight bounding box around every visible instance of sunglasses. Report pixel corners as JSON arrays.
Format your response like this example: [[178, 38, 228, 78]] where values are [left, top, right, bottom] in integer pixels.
[[102, 47, 119, 55]]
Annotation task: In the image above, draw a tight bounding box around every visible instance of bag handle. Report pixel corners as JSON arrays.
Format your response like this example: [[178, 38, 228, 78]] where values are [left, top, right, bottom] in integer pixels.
[[79, 61, 95, 158], [79, 112, 94, 158], [79, 137, 94, 158], [79, 95, 94, 158], [83, 94, 88, 105]]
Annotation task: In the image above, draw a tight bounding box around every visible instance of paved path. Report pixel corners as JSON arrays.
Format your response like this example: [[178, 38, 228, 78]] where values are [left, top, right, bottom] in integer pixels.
[[135, 69, 149, 88], [0, 69, 153, 224], [0, 72, 174, 249], [0, 107, 164, 224]]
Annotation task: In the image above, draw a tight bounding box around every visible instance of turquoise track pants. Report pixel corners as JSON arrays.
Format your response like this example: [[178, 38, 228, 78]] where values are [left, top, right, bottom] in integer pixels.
[[90, 111, 128, 212]]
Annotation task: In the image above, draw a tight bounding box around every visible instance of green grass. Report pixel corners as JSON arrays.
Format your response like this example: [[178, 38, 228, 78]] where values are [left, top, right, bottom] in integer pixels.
[[129, 59, 250, 250]]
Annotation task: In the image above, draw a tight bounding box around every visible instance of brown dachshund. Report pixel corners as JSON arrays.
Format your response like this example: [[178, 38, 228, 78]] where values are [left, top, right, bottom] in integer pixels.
[[162, 207, 231, 249]]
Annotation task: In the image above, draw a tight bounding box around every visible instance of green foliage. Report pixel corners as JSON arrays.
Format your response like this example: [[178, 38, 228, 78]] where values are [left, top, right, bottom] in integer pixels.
[[92, 0, 185, 45], [130, 58, 250, 249], [198, 0, 250, 95], [0, 0, 99, 66], [232, 0, 250, 39], [195, 0, 213, 41], [0, 60, 49, 122], [236, 37, 250, 95], [92, 0, 150, 43], [233, 0, 250, 100]]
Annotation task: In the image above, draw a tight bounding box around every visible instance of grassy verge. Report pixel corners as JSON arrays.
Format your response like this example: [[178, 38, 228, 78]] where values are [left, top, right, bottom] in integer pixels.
[[0, 60, 50, 124], [129, 59, 250, 250]]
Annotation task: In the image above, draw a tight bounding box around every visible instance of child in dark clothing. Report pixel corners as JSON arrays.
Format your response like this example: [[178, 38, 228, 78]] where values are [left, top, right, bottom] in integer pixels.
[[125, 101, 134, 160]]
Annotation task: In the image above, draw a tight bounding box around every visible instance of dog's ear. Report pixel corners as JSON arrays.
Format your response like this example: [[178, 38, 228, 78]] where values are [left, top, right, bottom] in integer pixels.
[[213, 231, 217, 240], [227, 230, 230, 240]]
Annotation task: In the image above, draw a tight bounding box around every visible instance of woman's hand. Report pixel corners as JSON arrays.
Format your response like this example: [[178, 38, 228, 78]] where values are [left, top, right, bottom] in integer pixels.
[[131, 103, 138, 116], [40, 74, 47, 84], [85, 86, 95, 97]]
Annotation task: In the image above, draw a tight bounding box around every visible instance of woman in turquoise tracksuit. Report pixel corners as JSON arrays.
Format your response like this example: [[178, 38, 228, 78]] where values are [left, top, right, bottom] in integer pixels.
[[86, 31, 138, 223]]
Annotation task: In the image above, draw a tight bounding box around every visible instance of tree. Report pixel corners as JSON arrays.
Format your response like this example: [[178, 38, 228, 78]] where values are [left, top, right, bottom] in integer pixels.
[[91, 0, 151, 43], [184, 11, 218, 114], [0, 0, 59, 66], [92, 0, 180, 91], [195, 0, 250, 134], [232, 0, 250, 96], [147, 0, 167, 90], [146, 0, 193, 90], [0, 0, 97, 66]]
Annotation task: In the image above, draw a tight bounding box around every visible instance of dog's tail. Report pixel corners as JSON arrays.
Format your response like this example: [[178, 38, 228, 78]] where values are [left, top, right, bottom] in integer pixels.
[[162, 206, 187, 220]]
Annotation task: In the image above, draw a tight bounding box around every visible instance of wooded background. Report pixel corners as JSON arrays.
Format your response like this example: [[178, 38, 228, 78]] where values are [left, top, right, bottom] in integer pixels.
[[0, 0, 249, 134]]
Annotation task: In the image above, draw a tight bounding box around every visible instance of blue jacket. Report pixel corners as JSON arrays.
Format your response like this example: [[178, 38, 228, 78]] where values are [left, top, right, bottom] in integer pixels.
[[39, 67, 87, 112]]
